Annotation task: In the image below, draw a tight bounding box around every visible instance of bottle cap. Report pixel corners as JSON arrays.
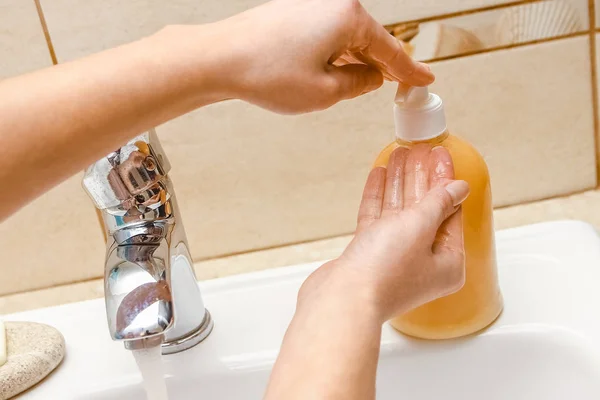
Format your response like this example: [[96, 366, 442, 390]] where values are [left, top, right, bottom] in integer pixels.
[[393, 84, 447, 141]]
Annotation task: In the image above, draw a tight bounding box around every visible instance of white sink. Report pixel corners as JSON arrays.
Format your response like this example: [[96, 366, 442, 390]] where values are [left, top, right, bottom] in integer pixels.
[[8, 220, 600, 399]]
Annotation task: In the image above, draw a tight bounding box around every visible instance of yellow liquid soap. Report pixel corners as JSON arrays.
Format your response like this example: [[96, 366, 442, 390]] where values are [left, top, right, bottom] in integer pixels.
[[375, 132, 503, 339]]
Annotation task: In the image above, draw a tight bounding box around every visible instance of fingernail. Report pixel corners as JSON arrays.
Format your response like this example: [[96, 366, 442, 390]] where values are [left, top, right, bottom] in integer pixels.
[[444, 180, 470, 207]]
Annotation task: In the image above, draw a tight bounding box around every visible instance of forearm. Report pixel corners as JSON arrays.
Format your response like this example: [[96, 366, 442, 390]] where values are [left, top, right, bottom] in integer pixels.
[[265, 269, 383, 400], [0, 24, 233, 220]]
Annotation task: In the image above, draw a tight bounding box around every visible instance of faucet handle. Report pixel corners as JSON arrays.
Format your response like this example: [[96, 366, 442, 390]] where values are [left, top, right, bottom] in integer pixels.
[[82, 129, 172, 210]]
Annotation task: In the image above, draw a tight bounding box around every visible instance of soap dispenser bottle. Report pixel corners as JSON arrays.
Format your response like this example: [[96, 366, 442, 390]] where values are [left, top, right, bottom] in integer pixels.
[[375, 85, 503, 339]]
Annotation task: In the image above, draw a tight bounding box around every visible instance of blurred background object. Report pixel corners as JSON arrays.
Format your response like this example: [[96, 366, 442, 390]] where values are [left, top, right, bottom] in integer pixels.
[[410, 23, 484, 61], [389, 0, 587, 62], [390, 21, 420, 42], [496, 0, 583, 45], [390, 21, 419, 56]]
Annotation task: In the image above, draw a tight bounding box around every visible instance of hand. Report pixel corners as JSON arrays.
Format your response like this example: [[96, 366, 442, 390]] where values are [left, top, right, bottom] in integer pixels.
[[299, 145, 469, 322], [215, 0, 434, 114]]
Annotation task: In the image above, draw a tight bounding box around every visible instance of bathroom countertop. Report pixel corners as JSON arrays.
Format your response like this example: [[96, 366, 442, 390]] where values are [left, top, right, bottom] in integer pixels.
[[2, 189, 600, 315]]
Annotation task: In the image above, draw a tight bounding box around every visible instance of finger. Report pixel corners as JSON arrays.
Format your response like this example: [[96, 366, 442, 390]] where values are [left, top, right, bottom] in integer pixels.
[[429, 146, 455, 184], [415, 180, 470, 229], [381, 146, 409, 216], [354, 12, 434, 85], [403, 144, 432, 207], [428, 146, 463, 253], [344, 51, 396, 80], [326, 64, 384, 100], [357, 167, 386, 231]]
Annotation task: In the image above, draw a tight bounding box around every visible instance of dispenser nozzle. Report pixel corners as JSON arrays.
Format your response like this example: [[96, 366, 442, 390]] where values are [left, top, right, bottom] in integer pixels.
[[393, 83, 446, 141], [394, 84, 431, 107]]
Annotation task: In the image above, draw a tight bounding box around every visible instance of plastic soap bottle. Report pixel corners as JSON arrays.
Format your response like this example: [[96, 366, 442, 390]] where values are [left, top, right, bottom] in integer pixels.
[[374, 85, 503, 339]]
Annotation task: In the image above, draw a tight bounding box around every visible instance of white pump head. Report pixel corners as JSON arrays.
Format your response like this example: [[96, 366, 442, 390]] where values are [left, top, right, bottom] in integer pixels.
[[393, 84, 447, 141]]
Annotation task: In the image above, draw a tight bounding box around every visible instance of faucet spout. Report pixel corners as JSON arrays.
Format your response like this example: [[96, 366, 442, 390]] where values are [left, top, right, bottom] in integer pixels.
[[82, 129, 213, 354]]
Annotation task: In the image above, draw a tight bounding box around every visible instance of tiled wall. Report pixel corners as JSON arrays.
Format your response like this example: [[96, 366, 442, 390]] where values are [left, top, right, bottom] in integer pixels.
[[1, 0, 599, 296]]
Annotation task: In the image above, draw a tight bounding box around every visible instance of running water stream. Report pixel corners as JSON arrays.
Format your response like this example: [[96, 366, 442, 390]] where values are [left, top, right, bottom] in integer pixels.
[[133, 346, 168, 400]]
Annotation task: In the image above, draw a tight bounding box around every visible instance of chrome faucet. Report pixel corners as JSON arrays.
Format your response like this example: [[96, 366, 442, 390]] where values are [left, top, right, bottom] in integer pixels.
[[82, 129, 213, 354]]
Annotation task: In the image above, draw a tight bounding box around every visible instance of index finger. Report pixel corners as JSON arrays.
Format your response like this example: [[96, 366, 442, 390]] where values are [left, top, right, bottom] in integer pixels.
[[354, 10, 434, 86]]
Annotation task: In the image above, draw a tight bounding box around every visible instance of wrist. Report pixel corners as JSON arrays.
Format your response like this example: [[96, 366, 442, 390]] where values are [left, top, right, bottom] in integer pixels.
[[297, 260, 386, 327]]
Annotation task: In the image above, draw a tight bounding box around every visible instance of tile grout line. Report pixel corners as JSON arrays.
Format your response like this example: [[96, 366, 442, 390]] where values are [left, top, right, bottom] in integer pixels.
[[426, 31, 589, 64], [33, 0, 57, 65], [589, 0, 600, 186], [385, 0, 544, 26]]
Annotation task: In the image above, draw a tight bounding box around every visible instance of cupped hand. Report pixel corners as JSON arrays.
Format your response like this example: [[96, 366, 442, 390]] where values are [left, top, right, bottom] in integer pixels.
[[299, 145, 469, 322], [220, 0, 434, 113]]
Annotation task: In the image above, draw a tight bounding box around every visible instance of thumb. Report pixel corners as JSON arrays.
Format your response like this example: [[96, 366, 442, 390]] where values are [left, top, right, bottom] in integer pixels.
[[415, 180, 470, 229], [327, 64, 383, 100]]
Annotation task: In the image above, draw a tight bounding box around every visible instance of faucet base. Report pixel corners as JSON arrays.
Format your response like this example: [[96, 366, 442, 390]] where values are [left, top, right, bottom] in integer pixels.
[[124, 335, 165, 351], [161, 310, 214, 355]]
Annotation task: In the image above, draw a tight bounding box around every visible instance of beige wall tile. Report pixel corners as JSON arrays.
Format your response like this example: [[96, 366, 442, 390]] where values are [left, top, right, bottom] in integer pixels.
[[157, 98, 386, 259], [40, 0, 266, 62], [40, 0, 519, 62], [0, 2, 102, 296], [0, 174, 105, 296], [432, 35, 596, 207], [0, 0, 52, 78]]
